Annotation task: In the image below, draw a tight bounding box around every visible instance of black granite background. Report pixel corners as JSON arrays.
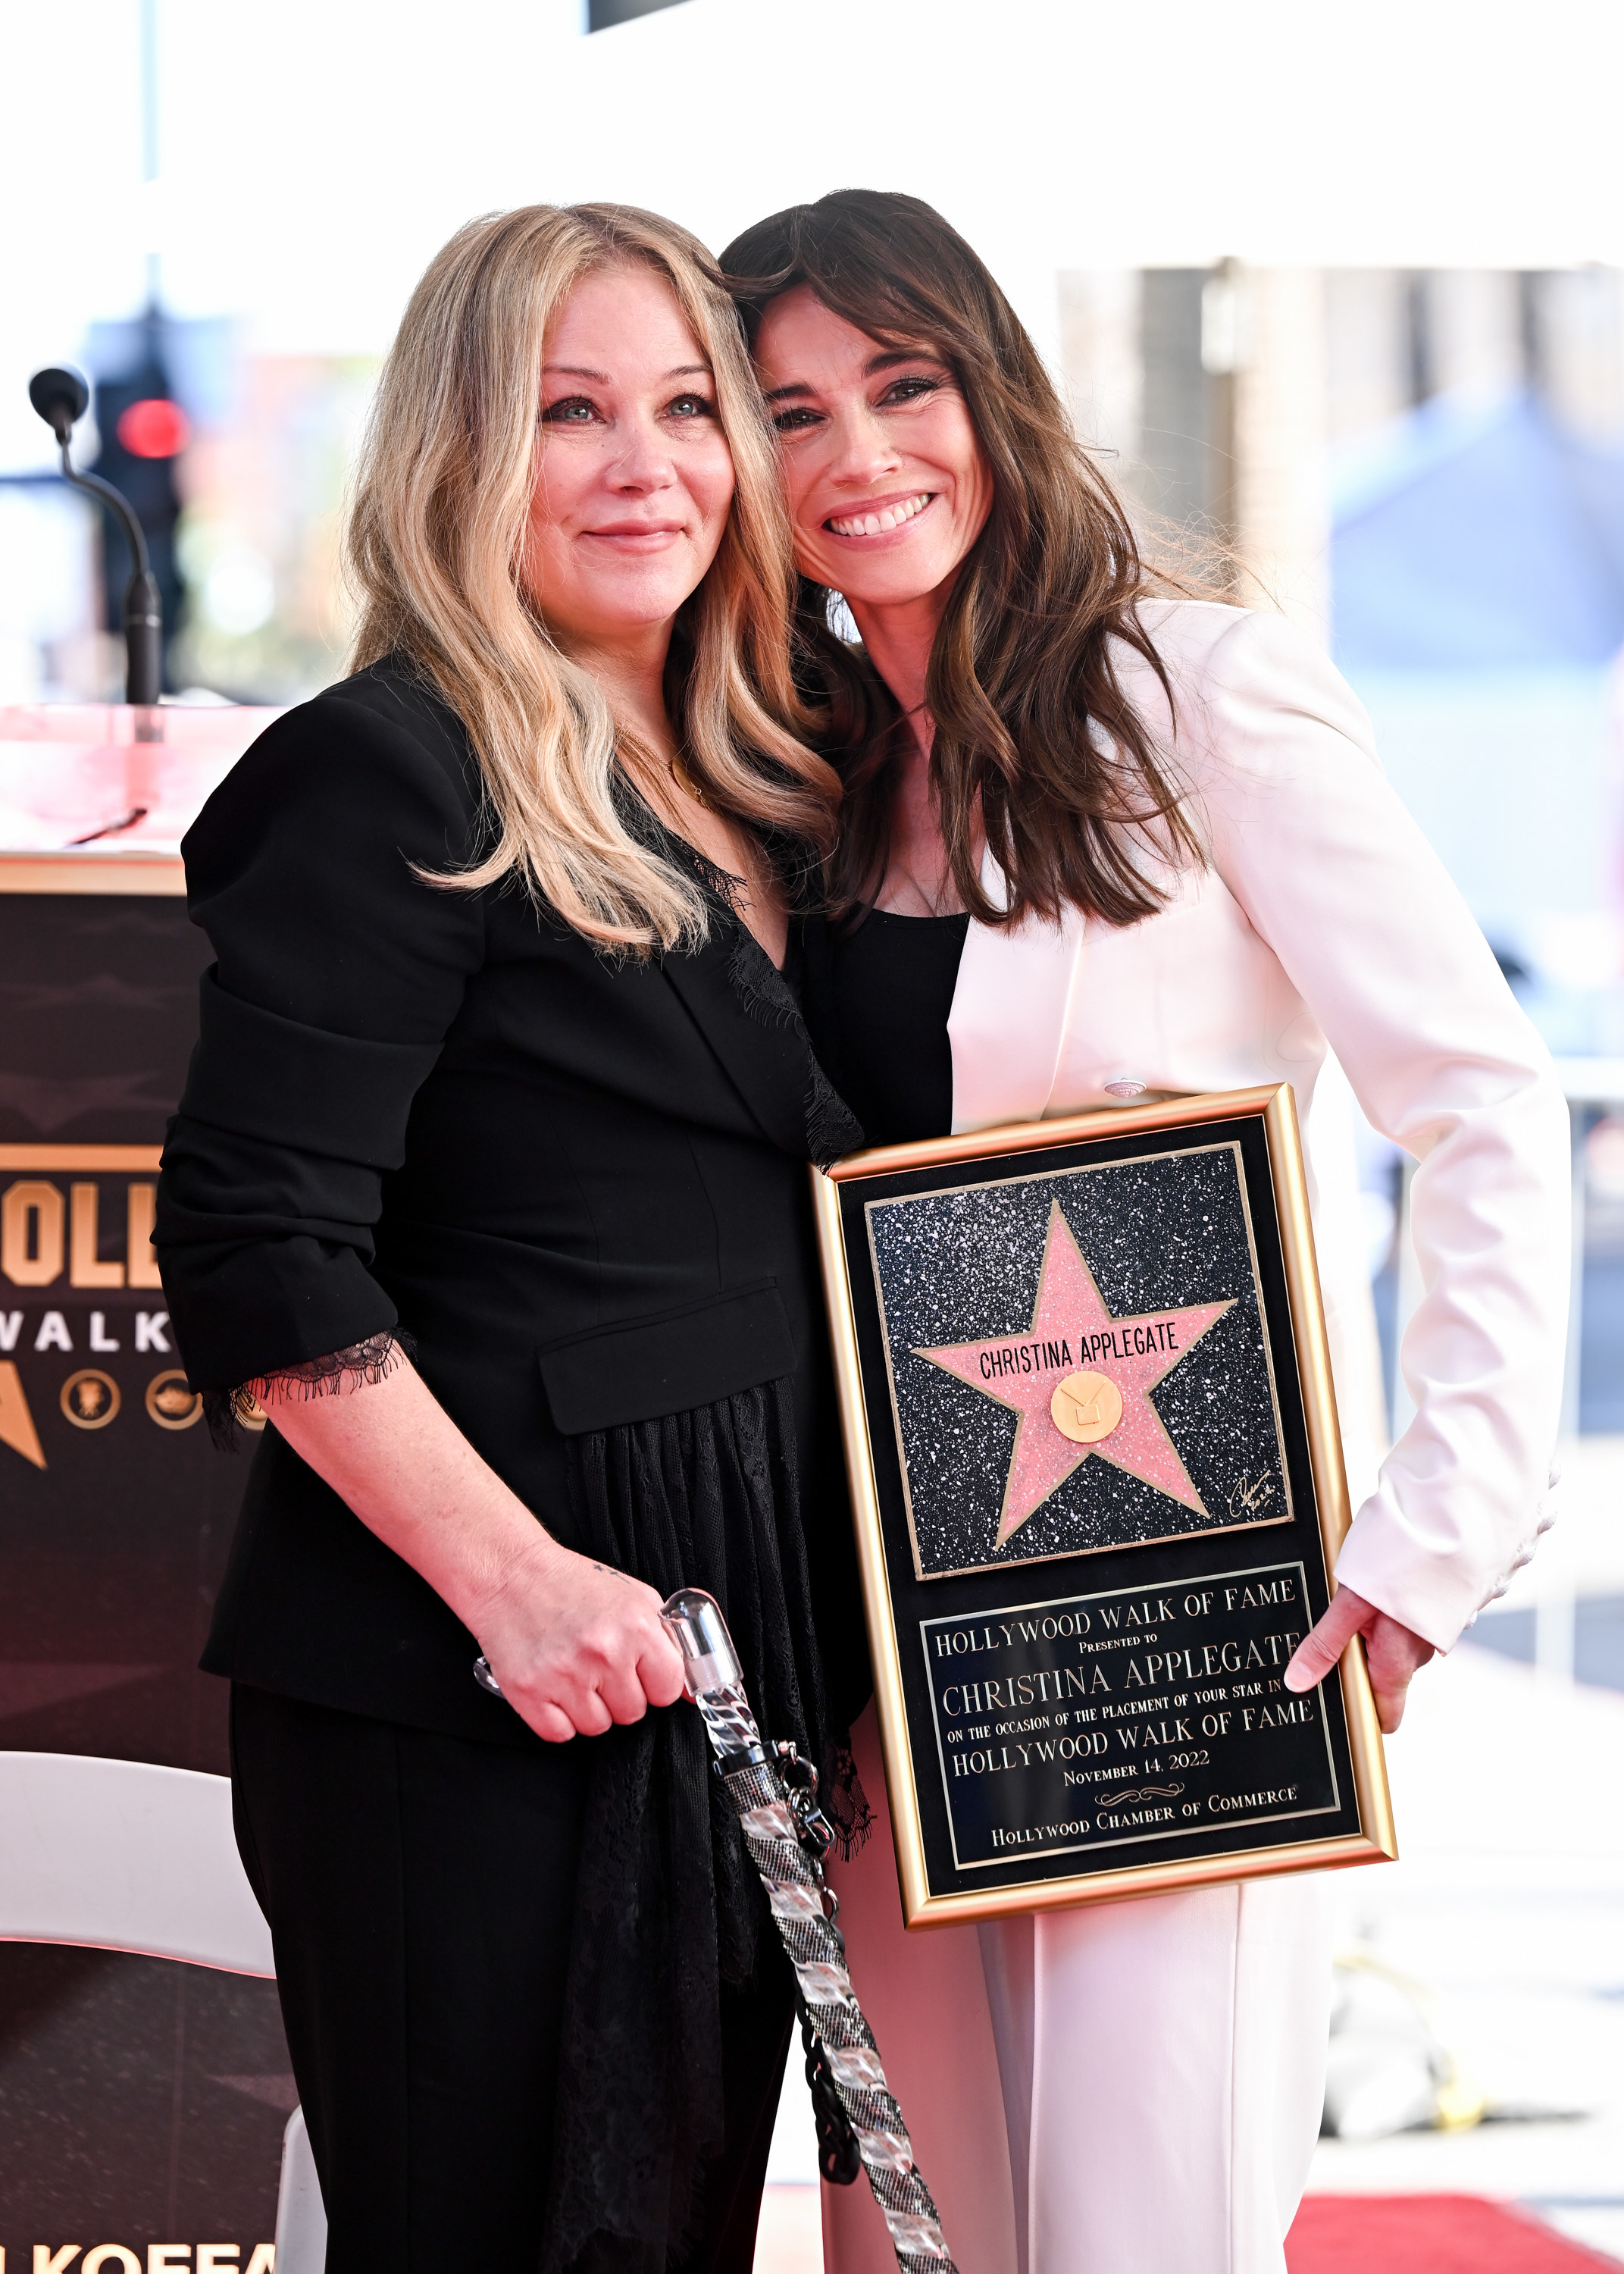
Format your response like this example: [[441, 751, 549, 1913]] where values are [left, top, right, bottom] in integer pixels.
[[0, 1946, 286, 2256], [865, 1142, 1292, 1576], [0, 889, 287, 2247], [0, 896, 209, 1146]]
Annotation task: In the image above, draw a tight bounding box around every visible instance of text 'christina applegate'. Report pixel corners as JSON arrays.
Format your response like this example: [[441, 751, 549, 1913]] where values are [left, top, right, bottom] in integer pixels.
[[922, 1561, 1339, 1872], [865, 1140, 1294, 1578]]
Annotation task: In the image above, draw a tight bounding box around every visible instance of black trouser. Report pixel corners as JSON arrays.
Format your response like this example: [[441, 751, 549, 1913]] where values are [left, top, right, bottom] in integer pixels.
[[230, 1685, 793, 2272]]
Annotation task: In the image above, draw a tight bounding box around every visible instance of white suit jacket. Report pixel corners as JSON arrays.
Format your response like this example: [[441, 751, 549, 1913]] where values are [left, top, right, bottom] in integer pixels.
[[945, 599, 1569, 1651]]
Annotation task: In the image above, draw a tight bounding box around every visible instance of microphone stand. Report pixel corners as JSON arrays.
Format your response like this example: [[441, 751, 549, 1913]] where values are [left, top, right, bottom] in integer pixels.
[[59, 444, 163, 713], [30, 368, 163, 711]]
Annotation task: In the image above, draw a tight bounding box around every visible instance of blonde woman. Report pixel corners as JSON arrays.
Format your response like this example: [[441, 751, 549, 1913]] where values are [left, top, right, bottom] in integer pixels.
[[155, 205, 866, 2272]]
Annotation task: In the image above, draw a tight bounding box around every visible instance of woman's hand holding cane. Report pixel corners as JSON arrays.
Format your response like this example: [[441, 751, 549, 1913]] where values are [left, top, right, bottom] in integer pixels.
[[252, 1352, 685, 1742], [474, 1538, 686, 1741]]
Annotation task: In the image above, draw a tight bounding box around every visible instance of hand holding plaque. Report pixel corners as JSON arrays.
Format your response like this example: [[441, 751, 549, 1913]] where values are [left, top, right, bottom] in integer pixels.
[[1285, 1582, 1438, 1735]]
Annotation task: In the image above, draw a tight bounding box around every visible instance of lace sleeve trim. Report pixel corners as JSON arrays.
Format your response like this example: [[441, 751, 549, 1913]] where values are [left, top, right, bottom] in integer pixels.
[[204, 1330, 410, 1452]]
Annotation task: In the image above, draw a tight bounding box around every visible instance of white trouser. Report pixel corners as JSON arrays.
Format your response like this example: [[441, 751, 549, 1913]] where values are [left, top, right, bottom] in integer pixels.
[[821, 1705, 1333, 2274]]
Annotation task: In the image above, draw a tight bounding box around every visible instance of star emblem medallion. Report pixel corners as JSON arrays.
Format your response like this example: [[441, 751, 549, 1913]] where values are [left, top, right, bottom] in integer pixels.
[[914, 1201, 1234, 1549]]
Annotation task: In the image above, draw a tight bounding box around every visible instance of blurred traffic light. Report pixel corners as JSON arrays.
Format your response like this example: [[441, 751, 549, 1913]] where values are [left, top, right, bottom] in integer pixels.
[[116, 397, 191, 459], [89, 316, 186, 691]]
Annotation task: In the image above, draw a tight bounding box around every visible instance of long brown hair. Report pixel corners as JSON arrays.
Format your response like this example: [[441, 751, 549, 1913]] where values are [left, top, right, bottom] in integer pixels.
[[721, 191, 1199, 929], [346, 203, 838, 953]]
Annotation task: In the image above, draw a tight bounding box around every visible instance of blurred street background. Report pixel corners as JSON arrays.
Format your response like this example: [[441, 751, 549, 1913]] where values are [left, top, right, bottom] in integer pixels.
[[2, 1, 1622, 2266]]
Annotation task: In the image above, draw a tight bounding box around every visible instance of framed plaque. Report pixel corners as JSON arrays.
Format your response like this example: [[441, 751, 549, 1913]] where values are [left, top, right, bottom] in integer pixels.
[[812, 1083, 1396, 1927]]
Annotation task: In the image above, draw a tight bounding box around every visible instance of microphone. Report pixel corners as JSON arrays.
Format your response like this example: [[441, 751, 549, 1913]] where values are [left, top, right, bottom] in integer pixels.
[[30, 365, 163, 708], [29, 366, 89, 443]]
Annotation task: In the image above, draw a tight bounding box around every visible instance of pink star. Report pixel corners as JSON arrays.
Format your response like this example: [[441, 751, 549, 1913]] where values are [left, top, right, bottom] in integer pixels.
[[915, 1201, 1234, 1549]]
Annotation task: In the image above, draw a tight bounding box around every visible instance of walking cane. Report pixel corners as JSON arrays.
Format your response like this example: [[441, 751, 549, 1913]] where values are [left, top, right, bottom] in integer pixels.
[[659, 1587, 961, 2274]]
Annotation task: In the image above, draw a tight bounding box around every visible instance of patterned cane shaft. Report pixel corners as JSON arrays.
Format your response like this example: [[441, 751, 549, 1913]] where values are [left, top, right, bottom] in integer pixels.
[[726, 1773, 956, 2265], [661, 1590, 959, 2273], [689, 1679, 762, 1768]]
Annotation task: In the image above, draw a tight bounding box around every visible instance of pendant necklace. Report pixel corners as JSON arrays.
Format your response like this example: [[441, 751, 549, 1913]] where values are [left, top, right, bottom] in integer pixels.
[[671, 751, 708, 810]]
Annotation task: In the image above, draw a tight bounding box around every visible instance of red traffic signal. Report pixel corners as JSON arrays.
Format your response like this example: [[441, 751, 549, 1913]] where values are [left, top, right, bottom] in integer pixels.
[[115, 397, 191, 459]]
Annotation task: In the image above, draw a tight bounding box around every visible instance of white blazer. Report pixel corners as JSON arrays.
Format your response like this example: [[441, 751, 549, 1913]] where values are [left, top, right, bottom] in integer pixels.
[[944, 598, 1569, 1652]]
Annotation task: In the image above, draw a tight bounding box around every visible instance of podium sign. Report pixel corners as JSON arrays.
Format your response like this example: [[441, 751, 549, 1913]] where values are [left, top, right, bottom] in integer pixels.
[[0, 704, 289, 2260], [813, 1085, 1395, 1927]]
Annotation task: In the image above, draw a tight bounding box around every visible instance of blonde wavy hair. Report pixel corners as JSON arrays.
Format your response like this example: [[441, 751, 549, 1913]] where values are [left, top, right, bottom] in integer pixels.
[[346, 203, 838, 951]]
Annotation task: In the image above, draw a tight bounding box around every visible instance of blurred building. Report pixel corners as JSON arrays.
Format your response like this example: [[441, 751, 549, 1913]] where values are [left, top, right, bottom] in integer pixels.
[[587, 0, 682, 20], [168, 351, 377, 703], [1059, 265, 1331, 631], [1060, 263, 1624, 1043]]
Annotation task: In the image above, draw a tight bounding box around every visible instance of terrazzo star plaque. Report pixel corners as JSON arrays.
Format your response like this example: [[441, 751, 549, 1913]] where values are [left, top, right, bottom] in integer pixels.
[[865, 1140, 1292, 1579], [915, 1200, 1235, 1549], [812, 1087, 1396, 1923]]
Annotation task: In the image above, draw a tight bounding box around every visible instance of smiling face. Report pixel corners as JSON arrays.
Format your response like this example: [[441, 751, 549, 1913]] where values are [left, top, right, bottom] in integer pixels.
[[523, 262, 736, 655], [751, 285, 994, 620]]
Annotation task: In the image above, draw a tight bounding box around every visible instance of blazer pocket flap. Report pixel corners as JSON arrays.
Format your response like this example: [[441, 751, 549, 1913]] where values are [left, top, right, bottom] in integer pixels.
[[537, 1279, 793, 1435]]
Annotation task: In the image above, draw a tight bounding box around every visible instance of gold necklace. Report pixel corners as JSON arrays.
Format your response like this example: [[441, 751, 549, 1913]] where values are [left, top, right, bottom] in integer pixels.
[[670, 751, 708, 810]]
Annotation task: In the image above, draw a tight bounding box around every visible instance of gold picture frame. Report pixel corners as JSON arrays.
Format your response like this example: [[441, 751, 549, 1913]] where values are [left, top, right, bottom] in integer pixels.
[[812, 1082, 1396, 1928]]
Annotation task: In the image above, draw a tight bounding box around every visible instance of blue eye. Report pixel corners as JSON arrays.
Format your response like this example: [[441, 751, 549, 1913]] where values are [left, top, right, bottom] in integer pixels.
[[668, 393, 716, 419], [542, 396, 597, 424]]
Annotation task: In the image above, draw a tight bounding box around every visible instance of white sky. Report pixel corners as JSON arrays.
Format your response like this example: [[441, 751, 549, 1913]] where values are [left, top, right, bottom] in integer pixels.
[[3, 0, 1622, 469]]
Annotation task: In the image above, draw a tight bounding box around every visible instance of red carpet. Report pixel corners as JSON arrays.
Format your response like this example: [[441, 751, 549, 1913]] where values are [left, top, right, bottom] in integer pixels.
[[1288, 2196, 1616, 2272]]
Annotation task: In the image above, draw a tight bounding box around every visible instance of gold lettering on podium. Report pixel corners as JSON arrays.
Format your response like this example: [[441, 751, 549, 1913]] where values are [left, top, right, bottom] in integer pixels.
[[2, 1182, 65, 1286], [70, 1183, 124, 1289], [0, 1360, 45, 1468], [127, 1183, 163, 1288]]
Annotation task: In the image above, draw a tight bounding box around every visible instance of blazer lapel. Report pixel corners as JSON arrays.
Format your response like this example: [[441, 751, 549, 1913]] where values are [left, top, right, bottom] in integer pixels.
[[659, 929, 814, 1158], [947, 850, 1086, 1132]]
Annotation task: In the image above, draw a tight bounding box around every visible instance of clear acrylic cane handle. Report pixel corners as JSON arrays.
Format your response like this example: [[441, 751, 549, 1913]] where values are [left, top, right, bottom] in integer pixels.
[[660, 1586, 743, 1699]]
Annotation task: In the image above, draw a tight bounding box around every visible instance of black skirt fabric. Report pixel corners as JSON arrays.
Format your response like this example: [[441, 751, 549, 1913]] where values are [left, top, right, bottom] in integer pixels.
[[549, 1377, 828, 2270]]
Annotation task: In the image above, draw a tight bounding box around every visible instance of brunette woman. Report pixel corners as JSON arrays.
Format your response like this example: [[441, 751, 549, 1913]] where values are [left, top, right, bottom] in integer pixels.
[[721, 190, 1568, 2274], [156, 204, 866, 2272]]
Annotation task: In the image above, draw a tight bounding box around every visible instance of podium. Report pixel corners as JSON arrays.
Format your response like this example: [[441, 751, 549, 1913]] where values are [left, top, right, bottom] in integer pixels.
[[0, 701, 296, 2258]]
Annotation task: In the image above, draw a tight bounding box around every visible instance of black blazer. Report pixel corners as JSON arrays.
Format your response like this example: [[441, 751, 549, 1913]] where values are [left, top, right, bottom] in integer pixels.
[[157, 659, 864, 1743]]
